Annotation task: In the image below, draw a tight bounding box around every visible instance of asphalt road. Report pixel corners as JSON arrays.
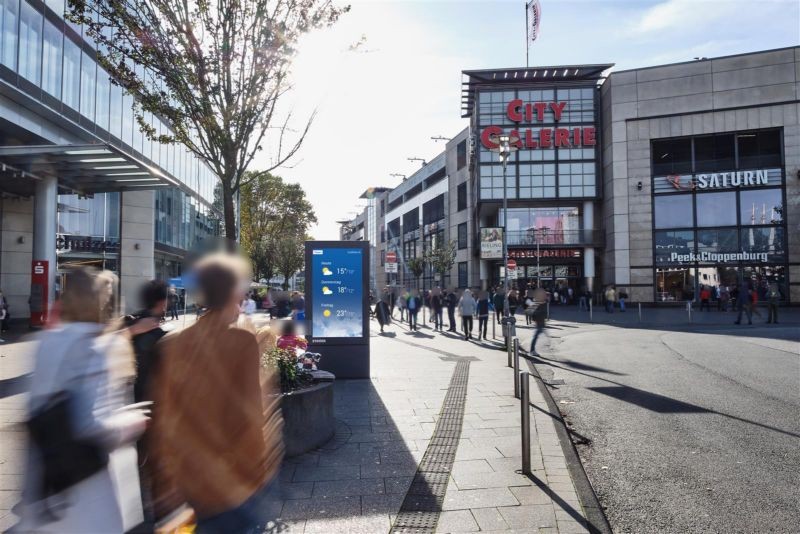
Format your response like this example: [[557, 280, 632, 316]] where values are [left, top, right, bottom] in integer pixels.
[[518, 320, 800, 533]]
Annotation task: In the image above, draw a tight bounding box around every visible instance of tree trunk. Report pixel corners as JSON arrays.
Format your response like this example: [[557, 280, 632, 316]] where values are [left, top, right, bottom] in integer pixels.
[[222, 180, 237, 241]]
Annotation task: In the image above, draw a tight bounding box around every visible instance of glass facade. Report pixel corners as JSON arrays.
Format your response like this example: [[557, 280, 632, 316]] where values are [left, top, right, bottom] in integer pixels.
[[154, 188, 218, 251], [0, 0, 217, 207], [477, 87, 598, 201], [651, 129, 788, 302]]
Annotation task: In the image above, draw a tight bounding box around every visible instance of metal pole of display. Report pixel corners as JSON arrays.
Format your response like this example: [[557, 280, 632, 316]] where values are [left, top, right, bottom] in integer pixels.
[[513, 337, 521, 399], [520, 371, 532, 475]]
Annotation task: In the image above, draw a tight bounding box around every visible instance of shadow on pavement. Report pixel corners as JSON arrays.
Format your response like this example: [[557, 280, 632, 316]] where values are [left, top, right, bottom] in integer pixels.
[[527, 354, 800, 440], [0, 373, 30, 400]]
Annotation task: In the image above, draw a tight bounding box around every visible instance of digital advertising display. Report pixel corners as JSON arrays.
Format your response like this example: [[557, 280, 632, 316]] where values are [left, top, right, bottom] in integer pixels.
[[305, 241, 370, 378], [310, 247, 364, 338]]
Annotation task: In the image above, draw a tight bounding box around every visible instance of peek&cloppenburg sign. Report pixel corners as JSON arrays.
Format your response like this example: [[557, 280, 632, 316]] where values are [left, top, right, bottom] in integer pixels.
[[480, 99, 596, 150]]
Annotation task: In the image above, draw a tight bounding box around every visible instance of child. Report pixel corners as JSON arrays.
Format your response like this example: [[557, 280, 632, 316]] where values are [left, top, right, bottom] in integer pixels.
[[277, 320, 308, 352]]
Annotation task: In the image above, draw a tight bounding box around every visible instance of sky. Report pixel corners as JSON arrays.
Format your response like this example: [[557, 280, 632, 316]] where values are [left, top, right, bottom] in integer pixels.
[[254, 0, 800, 240]]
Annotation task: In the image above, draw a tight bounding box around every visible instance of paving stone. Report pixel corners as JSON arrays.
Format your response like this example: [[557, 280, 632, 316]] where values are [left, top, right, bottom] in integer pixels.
[[470, 506, 511, 531], [497, 504, 557, 529], [362, 492, 405, 515], [454, 445, 504, 461], [452, 470, 534, 490], [280, 481, 314, 500], [292, 465, 361, 482], [435, 509, 480, 533], [450, 459, 495, 475], [304, 514, 392, 533], [312, 478, 385, 497], [384, 476, 414, 494], [442, 488, 520, 511], [509, 485, 552, 505], [361, 463, 418, 479]]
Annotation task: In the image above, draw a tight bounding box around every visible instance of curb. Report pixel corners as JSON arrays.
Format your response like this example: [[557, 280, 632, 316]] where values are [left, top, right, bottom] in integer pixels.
[[522, 355, 613, 534]]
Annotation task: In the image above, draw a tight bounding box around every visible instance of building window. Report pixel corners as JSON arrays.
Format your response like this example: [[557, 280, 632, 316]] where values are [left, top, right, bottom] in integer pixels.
[[695, 192, 736, 227], [654, 194, 693, 229], [737, 130, 781, 169], [697, 229, 738, 255], [479, 164, 516, 200], [422, 194, 445, 225], [380, 228, 385, 243], [18, 1, 42, 85], [457, 262, 468, 288], [558, 162, 595, 198], [740, 188, 782, 225], [380, 250, 385, 266], [2, 0, 20, 71], [694, 134, 734, 172], [457, 222, 467, 249], [387, 218, 400, 240], [403, 208, 419, 232], [654, 230, 695, 264], [42, 19, 62, 98], [457, 182, 467, 211], [519, 164, 556, 199], [80, 52, 96, 120], [457, 140, 467, 170], [62, 36, 80, 110], [652, 138, 692, 175]]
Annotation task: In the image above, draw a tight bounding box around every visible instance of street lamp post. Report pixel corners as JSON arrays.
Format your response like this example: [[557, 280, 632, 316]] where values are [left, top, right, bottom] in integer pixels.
[[489, 134, 519, 318], [535, 227, 549, 290]]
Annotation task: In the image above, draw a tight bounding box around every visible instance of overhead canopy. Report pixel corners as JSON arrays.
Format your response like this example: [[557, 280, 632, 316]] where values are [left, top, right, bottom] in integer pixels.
[[0, 143, 180, 197]]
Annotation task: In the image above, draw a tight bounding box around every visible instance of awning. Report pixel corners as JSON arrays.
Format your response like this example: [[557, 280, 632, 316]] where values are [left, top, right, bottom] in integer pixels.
[[0, 143, 180, 197]]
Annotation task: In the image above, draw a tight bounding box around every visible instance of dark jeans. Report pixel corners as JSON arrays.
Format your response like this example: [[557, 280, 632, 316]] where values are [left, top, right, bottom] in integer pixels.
[[735, 303, 752, 324], [605, 301, 613, 313], [408, 310, 418, 330], [447, 307, 456, 330], [530, 323, 544, 353], [462, 316, 473, 338], [496, 309, 503, 324], [169, 306, 178, 320], [478, 316, 488, 339], [433, 308, 443, 329], [767, 302, 779, 323], [196, 480, 280, 534], [700, 299, 710, 311]]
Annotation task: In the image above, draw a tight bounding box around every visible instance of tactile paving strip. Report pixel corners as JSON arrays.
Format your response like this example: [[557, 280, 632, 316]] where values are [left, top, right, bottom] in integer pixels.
[[390, 361, 471, 533]]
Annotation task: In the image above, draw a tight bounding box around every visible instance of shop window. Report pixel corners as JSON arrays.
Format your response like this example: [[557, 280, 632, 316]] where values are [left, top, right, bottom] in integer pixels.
[[457, 262, 468, 288], [654, 230, 695, 264], [402, 208, 419, 232], [656, 267, 696, 302], [743, 265, 786, 301], [737, 130, 781, 169], [457, 182, 467, 211], [695, 192, 736, 227], [694, 134, 734, 172], [652, 138, 692, 175], [457, 223, 467, 249], [697, 229, 737, 255], [654, 194, 693, 229], [740, 227, 785, 262], [740, 188, 782, 225], [457, 140, 467, 170]]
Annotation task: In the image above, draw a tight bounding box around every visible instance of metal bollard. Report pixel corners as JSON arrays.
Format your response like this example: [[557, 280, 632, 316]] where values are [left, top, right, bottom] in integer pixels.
[[687, 301, 692, 323], [589, 299, 593, 323], [638, 302, 642, 322], [493, 313, 496, 339], [513, 337, 521, 398], [520, 371, 531, 475], [507, 334, 513, 367]]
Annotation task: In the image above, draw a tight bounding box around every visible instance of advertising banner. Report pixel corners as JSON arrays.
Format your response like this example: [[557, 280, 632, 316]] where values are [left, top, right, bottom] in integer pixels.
[[480, 227, 503, 259]]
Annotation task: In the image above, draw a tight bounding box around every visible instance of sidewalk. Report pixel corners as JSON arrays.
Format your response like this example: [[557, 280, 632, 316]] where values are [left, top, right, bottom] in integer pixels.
[[273, 317, 592, 533], [0, 314, 593, 533]]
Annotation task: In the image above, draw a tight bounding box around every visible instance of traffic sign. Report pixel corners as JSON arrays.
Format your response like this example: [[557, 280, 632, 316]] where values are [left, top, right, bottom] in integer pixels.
[[507, 259, 517, 270], [386, 251, 398, 263]]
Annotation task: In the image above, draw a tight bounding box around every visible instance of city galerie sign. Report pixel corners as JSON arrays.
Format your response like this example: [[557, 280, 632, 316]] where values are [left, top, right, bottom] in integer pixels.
[[480, 100, 596, 150]]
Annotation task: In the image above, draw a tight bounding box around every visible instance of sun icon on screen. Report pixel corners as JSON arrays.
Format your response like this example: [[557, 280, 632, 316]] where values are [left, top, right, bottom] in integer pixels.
[[323, 309, 332, 318], [322, 267, 333, 276]]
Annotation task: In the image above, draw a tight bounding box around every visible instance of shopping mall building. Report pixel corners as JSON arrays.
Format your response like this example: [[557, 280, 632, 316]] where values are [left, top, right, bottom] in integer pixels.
[[0, 0, 218, 322], [344, 47, 799, 304]]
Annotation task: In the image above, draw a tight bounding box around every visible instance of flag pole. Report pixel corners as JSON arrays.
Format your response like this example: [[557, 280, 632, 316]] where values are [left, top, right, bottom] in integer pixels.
[[525, 1, 529, 67]]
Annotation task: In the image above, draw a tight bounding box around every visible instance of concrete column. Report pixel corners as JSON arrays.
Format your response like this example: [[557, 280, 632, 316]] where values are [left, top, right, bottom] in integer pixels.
[[582, 200, 595, 292], [120, 190, 155, 313], [1, 197, 34, 319], [33, 176, 58, 304]]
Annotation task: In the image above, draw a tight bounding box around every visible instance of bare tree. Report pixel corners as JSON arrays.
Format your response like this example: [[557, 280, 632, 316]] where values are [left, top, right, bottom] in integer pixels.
[[69, 0, 347, 239], [425, 240, 457, 287], [406, 256, 426, 291]]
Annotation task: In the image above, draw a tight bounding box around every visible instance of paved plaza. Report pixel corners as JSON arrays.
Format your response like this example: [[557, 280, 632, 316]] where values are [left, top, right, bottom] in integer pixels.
[[0, 312, 594, 533]]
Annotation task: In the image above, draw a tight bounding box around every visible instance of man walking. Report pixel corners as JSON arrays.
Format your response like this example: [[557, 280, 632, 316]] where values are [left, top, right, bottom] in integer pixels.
[[493, 288, 505, 324], [446, 289, 458, 332], [604, 285, 616, 313], [167, 287, 180, 320], [529, 288, 547, 356], [151, 255, 283, 532], [766, 281, 780, 324], [734, 280, 753, 325], [431, 288, 444, 331]]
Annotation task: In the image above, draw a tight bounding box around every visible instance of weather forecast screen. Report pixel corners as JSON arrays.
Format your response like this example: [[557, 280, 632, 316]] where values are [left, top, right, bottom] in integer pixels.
[[311, 247, 364, 338]]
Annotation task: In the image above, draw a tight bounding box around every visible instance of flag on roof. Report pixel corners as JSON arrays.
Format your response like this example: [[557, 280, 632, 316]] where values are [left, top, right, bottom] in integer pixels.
[[527, 0, 542, 43]]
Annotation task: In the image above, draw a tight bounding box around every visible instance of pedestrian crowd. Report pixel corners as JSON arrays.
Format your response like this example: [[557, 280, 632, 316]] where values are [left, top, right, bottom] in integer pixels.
[[15, 254, 286, 534]]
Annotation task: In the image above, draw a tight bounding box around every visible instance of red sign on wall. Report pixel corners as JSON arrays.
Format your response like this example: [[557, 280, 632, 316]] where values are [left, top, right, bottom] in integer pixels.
[[30, 260, 49, 327], [508, 249, 582, 260], [480, 100, 596, 151]]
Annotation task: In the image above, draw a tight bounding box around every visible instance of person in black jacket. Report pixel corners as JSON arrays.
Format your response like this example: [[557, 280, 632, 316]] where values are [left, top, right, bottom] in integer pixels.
[[430, 288, 444, 331], [476, 290, 490, 341], [446, 289, 458, 332], [124, 279, 169, 528]]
